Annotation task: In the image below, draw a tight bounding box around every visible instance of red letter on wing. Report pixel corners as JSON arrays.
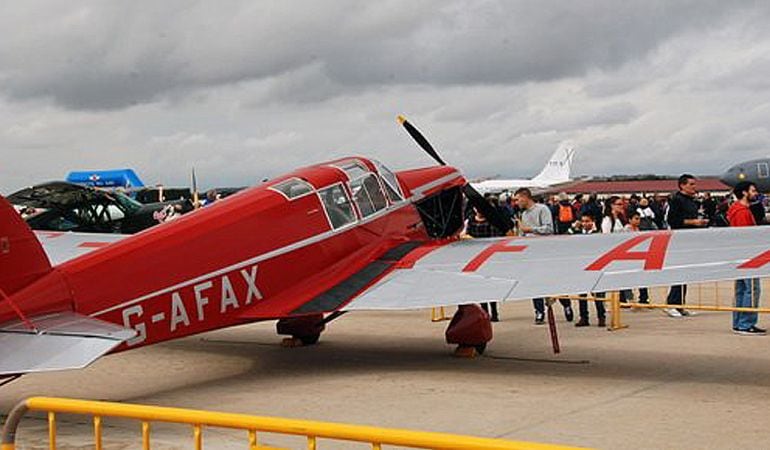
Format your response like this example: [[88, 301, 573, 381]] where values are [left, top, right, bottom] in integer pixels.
[[463, 238, 527, 272], [586, 232, 672, 271], [739, 250, 770, 269]]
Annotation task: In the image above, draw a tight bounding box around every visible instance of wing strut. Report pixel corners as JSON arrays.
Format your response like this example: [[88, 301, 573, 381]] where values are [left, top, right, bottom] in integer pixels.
[[0, 287, 36, 331], [546, 304, 560, 354]]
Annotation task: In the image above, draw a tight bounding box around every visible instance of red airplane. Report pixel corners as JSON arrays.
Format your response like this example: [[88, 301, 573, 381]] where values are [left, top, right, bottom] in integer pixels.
[[2, 117, 770, 378]]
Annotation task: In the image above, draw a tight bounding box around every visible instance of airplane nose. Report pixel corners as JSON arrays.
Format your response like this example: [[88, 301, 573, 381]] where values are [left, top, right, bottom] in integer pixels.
[[720, 169, 735, 187], [720, 166, 744, 187]]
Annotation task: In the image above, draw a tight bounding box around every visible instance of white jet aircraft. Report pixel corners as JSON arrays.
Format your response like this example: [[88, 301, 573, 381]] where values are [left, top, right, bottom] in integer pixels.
[[472, 142, 577, 194]]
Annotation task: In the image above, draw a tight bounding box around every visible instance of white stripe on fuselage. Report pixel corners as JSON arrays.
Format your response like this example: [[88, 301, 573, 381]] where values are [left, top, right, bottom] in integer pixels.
[[89, 171, 461, 318]]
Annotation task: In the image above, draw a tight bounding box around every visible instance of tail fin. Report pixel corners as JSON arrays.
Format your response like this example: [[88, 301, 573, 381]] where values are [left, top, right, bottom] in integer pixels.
[[531, 142, 576, 184], [0, 196, 51, 295]]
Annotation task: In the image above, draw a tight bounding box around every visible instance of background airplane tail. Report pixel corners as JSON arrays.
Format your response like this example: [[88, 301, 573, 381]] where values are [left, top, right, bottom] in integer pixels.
[[0, 195, 52, 296], [531, 142, 576, 184]]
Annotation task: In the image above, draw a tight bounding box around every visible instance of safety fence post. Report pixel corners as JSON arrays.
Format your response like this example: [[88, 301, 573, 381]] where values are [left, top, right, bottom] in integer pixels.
[[609, 291, 627, 331], [431, 307, 449, 322]]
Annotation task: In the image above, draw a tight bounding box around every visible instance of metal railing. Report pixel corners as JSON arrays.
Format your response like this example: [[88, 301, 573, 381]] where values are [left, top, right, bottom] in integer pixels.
[[554, 279, 770, 330], [1, 397, 586, 450]]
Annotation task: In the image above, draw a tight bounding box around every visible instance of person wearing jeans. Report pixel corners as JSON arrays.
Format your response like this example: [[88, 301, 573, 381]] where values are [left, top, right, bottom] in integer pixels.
[[734, 279, 761, 333], [515, 187, 573, 325], [728, 181, 765, 335]]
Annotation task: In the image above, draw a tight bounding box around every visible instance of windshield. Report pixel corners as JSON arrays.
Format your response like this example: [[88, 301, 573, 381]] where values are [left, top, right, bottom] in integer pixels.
[[371, 159, 403, 202], [350, 173, 388, 218]]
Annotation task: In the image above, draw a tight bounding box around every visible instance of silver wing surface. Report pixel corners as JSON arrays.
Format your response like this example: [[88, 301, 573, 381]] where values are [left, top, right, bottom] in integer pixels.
[[345, 227, 770, 310], [34, 231, 127, 265], [0, 312, 136, 376]]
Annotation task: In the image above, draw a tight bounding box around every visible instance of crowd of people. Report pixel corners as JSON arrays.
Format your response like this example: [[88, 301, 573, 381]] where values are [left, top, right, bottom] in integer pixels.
[[462, 174, 768, 334]]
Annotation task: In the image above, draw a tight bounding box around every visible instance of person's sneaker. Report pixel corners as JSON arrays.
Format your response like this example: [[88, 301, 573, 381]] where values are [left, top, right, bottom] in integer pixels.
[[491, 316, 500, 322], [679, 309, 697, 317], [664, 308, 683, 318], [597, 317, 607, 327], [733, 327, 767, 335], [534, 312, 545, 325], [564, 305, 574, 322], [575, 318, 589, 327]]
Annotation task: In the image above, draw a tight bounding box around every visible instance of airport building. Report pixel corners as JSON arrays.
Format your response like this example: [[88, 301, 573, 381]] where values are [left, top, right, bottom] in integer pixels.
[[562, 177, 731, 197]]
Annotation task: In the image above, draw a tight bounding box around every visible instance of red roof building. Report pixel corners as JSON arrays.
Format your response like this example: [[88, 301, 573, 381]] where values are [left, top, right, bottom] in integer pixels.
[[562, 178, 730, 196]]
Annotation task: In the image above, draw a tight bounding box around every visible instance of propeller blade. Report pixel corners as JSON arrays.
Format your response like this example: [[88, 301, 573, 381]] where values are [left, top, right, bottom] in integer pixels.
[[397, 115, 447, 166], [462, 184, 514, 234], [191, 167, 200, 209], [397, 115, 513, 234]]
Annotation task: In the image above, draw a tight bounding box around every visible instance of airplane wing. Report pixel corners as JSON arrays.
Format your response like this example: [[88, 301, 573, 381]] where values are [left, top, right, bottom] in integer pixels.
[[35, 231, 128, 265], [343, 227, 770, 310], [0, 312, 136, 376]]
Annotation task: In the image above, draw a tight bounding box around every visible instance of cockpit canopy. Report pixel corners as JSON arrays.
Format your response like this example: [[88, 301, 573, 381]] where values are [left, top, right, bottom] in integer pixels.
[[267, 158, 404, 230]]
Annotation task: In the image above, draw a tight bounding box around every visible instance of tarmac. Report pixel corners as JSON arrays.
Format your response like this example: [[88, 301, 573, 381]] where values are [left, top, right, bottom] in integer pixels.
[[2, 284, 770, 449]]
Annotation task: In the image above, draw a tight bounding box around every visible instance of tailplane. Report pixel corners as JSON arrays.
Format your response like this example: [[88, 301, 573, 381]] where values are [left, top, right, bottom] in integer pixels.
[[0, 195, 51, 296], [531, 142, 576, 185]]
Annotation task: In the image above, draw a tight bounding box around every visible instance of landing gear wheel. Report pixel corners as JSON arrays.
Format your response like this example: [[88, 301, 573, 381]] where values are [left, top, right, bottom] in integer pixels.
[[299, 333, 320, 346], [277, 314, 325, 347], [445, 304, 493, 357]]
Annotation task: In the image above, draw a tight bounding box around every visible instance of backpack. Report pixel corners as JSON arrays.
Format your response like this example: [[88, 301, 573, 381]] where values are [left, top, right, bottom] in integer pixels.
[[558, 204, 574, 223], [639, 217, 658, 231]]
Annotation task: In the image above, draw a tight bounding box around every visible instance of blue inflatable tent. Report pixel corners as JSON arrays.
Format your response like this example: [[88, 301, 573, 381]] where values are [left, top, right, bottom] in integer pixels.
[[66, 169, 145, 188]]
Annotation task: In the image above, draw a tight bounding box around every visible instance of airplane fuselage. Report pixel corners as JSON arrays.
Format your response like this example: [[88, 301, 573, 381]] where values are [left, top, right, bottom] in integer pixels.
[[722, 158, 770, 192], [0, 158, 466, 350]]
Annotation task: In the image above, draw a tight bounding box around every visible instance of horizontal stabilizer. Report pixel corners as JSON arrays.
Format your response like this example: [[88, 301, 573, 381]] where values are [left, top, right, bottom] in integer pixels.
[[0, 312, 136, 376]]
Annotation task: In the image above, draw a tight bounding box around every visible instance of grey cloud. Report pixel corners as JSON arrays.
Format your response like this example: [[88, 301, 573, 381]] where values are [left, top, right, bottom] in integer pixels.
[[0, 0, 762, 110], [581, 103, 640, 128], [5, 1, 770, 193]]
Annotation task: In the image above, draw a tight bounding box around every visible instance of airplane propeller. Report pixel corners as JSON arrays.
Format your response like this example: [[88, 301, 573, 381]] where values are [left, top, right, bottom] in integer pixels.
[[396, 115, 514, 234], [191, 167, 201, 209]]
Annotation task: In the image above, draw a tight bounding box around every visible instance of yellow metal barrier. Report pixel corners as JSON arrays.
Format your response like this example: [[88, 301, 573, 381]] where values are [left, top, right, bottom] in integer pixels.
[[1, 397, 587, 450], [554, 279, 770, 331], [431, 306, 450, 322]]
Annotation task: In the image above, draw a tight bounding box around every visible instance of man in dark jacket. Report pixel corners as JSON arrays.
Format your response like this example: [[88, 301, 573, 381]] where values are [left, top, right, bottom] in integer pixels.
[[651, 194, 668, 229], [750, 193, 766, 225], [465, 199, 506, 321], [664, 174, 709, 318]]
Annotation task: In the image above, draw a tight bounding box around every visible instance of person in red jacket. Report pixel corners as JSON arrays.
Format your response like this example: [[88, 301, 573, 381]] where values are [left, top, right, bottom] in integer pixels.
[[728, 181, 765, 335]]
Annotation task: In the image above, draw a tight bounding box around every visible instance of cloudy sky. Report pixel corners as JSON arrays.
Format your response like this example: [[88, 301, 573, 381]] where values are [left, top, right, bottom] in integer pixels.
[[2, 0, 770, 193]]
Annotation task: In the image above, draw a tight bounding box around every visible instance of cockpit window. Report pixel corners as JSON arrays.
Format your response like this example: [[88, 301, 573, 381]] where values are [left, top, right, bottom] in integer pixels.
[[333, 160, 369, 181], [318, 183, 356, 229], [269, 178, 315, 200], [759, 162, 769, 179], [350, 173, 388, 218], [371, 159, 404, 202]]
